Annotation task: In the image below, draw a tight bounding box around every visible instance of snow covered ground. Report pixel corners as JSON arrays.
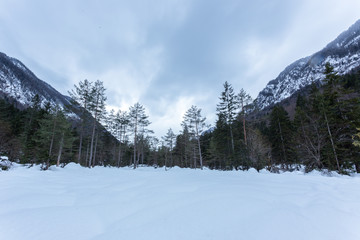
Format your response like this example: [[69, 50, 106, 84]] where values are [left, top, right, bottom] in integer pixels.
[[1, 164, 360, 240]]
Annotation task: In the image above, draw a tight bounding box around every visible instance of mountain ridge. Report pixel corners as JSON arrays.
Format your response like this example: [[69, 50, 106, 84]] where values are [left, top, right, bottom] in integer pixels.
[[0, 52, 72, 109], [255, 19, 360, 109]]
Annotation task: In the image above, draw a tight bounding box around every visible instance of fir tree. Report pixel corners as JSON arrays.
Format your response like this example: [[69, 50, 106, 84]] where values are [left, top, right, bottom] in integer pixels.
[[216, 81, 237, 153]]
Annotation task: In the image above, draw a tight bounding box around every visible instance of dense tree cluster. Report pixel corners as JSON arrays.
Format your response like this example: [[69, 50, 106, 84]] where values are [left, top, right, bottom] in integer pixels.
[[1, 65, 359, 173]]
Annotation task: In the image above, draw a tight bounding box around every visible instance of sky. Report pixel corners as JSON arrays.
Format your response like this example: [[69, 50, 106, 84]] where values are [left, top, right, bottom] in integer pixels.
[[1, 0, 360, 137]]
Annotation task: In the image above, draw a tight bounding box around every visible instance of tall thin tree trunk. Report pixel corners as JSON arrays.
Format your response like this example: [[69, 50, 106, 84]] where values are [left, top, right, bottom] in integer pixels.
[[57, 132, 64, 167], [193, 146, 197, 169], [85, 138, 90, 166], [141, 140, 144, 165], [47, 115, 57, 169], [243, 117, 247, 145], [92, 132, 99, 167], [196, 124, 203, 170], [170, 149, 173, 168], [133, 121, 137, 169], [137, 151, 140, 167], [117, 128, 123, 167], [89, 117, 97, 168], [323, 111, 340, 171], [77, 100, 88, 164], [229, 125, 234, 153], [197, 138, 203, 170], [117, 142, 122, 167], [165, 150, 168, 170], [242, 102, 247, 145], [78, 123, 84, 164], [278, 119, 287, 165]]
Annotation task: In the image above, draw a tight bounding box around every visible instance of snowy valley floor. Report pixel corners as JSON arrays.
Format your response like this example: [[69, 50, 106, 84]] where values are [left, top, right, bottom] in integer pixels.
[[0, 164, 360, 240]]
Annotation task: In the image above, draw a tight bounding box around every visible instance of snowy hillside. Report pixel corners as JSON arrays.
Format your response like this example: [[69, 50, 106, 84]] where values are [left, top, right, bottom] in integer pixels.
[[256, 19, 360, 109], [1, 164, 360, 240], [0, 52, 72, 108]]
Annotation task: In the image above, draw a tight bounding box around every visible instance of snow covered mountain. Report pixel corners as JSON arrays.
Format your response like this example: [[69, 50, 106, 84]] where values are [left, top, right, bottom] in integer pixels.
[[256, 19, 360, 109], [0, 52, 72, 109]]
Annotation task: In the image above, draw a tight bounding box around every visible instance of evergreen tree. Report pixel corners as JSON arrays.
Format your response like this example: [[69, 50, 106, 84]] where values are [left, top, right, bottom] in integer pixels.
[[174, 125, 192, 168], [162, 128, 176, 169], [128, 102, 150, 169], [35, 106, 75, 169], [320, 64, 360, 172], [22, 94, 47, 163], [114, 110, 130, 167], [68, 79, 93, 164], [294, 92, 327, 171], [208, 113, 229, 169], [321, 63, 341, 171], [182, 105, 208, 170], [216, 81, 237, 153], [269, 105, 296, 168], [88, 80, 107, 167], [148, 136, 160, 167], [237, 88, 252, 145]]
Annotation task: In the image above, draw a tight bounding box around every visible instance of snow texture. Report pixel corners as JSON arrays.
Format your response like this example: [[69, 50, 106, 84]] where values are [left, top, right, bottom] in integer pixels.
[[1, 164, 360, 240], [256, 19, 360, 109]]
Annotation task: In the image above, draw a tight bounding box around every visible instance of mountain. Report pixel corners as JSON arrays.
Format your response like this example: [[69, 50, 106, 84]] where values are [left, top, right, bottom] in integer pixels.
[[0, 52, 73, 109], [256, 19, 360, 109]]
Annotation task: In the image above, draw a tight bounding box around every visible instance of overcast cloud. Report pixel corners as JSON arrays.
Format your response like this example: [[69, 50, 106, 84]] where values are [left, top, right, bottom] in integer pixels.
[[1, 0, 359, 137]]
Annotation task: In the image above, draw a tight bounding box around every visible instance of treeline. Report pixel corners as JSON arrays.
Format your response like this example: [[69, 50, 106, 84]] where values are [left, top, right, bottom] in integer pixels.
[[0, 64, 359, 173], [263, 64, 360, 173], [0, 95, 75, 169]]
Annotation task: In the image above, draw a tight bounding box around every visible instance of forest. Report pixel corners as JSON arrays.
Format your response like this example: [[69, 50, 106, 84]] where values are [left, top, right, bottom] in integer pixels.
[[1, 63, 360, 173]]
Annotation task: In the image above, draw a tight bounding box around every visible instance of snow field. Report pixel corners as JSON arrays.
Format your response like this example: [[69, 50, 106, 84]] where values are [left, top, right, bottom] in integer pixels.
[[0, 164, 360, 240]]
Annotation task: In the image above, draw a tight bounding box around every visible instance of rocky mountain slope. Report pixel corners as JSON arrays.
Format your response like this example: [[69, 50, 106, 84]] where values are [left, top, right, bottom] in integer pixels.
[[0, 52, 72, 109], [256, 19, 360, 109]]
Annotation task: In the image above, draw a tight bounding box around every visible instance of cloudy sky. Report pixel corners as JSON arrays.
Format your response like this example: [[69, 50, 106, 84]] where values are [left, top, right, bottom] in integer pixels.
[[1, 0, 359, 137]]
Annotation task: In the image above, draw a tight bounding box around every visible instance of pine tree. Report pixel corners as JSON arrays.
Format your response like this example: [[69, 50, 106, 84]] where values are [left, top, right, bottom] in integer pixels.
[[68, 79, 93, 164], [183, 105, 208, 170], [162, 128, 176, 170], [88, 80, 107, 167], [128, 103, 150, 169], [114, 110, 130, 167], [148, 136, 160, 167], [237, 88, 252, 145]]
